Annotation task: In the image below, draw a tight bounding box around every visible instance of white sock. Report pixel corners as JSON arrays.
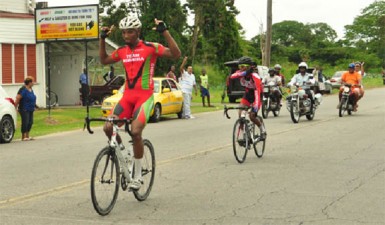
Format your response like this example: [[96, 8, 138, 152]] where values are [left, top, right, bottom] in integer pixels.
[[260, 124, 266, 133], [134, 158, 142, 180]]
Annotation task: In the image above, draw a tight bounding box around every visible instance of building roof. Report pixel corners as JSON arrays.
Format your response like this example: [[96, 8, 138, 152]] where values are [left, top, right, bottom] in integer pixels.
[[0, 11, 34, 19]]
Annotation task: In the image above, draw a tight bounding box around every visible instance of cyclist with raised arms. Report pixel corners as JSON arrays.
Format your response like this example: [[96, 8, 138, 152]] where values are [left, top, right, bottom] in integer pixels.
[[230, 56, 266, 140], [99, 16, 181, 190]]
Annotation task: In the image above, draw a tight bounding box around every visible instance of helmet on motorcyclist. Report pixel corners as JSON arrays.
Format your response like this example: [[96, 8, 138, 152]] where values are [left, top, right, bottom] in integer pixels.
[[348, 63, 355, 69], [274, 64, 282, 69], [298, 62, 308, 69], [238, 56, 254, 66], [268, 68, 275, 76], [119, 15, 142, 29]]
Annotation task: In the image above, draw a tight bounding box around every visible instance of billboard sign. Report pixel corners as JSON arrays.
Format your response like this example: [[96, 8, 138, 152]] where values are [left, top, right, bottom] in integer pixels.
[[35, 4, 99, 43]]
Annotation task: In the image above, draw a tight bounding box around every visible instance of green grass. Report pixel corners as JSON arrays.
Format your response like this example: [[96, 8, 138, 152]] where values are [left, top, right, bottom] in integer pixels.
[[13, 76, 383, 140], [14, 107, 102, 140]]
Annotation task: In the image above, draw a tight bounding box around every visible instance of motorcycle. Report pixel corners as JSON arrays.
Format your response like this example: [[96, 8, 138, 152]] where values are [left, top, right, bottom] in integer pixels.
[[338, 84, 359, 117], [261, 82, 281, 119], [286, 83, 322, 123]]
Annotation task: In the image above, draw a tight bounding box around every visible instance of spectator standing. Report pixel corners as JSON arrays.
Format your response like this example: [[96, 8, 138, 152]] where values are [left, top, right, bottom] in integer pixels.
[[103, 66, 115, 82], [166, 65, 177, 81], [179, 56, 198, 119], [79, 68, 89, 106], [14, 76, 38, 141], [199, 68, 212, 107]]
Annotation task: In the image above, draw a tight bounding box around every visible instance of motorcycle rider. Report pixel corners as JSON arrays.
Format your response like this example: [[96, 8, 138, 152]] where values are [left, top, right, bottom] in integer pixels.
[[230, 56, 266, 140], [263, 68, 282, 105], [287, 62, 316, 107], [339, 63, 363, 111], [274, 64, 285, 86]]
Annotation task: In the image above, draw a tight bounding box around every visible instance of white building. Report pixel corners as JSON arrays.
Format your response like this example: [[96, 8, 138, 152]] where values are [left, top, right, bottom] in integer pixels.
[[0, 0, 117, 106]]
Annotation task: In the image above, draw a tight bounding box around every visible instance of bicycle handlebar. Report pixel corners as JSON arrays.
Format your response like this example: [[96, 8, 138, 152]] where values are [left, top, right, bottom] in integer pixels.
[[84, 117, 132, 136], [223, 105, 251, 119]]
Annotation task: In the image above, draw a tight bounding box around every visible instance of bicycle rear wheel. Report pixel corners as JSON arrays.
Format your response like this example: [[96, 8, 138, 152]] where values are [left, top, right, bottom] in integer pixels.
[[91, 147, 120, 216], [232, 119, 248, 163], [133, 139, 155, 201], [254, 116, 266, 158]]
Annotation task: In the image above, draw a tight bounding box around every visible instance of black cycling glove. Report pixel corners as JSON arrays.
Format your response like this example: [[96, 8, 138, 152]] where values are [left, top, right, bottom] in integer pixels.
[[155, 21, 168, 33], [100, 29, 109, 39], [245, 68, 254, 76]]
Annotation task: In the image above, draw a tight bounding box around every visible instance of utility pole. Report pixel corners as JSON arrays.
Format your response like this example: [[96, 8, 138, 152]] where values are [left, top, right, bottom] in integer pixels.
[[265, 0, 272, 67]]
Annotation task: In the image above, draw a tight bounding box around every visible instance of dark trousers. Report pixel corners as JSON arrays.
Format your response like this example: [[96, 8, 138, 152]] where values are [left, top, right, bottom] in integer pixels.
[[19, 110, 34, 133], [81, 84, 89, 106]]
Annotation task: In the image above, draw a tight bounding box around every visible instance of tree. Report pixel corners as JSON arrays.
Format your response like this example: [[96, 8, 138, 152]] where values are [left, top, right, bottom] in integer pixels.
[[344, 0, 385, 64], [308, 22, 338, 48], [186, 0, 242, 65]]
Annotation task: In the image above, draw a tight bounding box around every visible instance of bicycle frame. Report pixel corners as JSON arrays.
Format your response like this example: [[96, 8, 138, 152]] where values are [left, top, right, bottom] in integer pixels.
[[110, 123, 134, 184], [224, 106, 259, 145], [85, 117, 134, 184]]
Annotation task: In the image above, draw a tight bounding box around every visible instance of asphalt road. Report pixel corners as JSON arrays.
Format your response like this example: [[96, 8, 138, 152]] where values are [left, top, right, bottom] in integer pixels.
[[1, 88, 384, 225]]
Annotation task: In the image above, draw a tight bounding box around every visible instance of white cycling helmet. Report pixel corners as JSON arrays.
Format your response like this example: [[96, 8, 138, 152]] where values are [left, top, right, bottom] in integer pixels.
[[274, 64, 281, 69], [119, 15, 142, 29], [298, 62, 308, 69]]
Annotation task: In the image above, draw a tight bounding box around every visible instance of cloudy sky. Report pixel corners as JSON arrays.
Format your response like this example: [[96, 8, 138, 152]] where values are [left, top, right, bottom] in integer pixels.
[[44, 0, 375, 40]]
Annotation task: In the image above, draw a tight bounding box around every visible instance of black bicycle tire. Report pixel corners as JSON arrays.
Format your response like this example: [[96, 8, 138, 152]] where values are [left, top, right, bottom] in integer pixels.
[[253, 117, 266, 158], [232, 119, 248, 163], [91, 147, 120, 216], [133, 139, 156, 201]]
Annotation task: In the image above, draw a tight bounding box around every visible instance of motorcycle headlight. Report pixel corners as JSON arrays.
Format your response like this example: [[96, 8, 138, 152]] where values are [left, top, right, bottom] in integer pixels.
[[290, 85, 297, 93], [344, 87, 350, 92]]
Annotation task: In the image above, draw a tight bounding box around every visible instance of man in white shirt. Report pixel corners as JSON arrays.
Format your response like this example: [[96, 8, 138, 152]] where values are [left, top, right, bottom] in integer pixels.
[[288, 62, 316, 106], [179, 56, 197, 119]]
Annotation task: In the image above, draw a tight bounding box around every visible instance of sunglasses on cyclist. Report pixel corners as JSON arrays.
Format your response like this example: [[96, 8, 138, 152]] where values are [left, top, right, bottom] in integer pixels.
[[238, 64, 249, 68]]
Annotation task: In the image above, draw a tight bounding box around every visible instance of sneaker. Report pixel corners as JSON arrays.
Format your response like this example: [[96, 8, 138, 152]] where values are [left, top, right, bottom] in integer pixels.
[[189, 115, 195, 119], [259, 132, 267, 141], [353, 104, 358, 112], [129, 178, 143, 190]]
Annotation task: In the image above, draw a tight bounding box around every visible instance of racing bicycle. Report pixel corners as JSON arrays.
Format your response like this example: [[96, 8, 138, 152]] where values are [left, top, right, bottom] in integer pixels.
[[84, 117, 155, 216], [224, 105, 266, 163]]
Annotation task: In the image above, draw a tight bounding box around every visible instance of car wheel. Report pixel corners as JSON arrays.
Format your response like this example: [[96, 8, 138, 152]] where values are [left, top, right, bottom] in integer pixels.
[[150, 104, 161, 123], [177, 106, 183, 119], [0, 115, 15, 143]]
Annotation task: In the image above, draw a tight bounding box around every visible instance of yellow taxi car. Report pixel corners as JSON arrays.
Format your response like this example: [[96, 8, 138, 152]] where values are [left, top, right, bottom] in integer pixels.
[[101, 77, 183, 122]]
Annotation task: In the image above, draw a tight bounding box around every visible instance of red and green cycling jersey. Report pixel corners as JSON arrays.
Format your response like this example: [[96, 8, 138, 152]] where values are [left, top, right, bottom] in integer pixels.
[[111, 40, 166, 90]]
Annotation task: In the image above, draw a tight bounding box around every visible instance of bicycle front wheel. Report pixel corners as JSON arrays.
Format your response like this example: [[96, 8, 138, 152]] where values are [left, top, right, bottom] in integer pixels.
[[91, 147, 120, 216], [133, 139, 155, 201], [253, 116, 266, 158], [232, 119, 248, 163]]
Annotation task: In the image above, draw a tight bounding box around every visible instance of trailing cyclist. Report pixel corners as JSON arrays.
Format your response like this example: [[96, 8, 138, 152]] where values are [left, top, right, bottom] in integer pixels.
[[99, 15, 181, 190], [230, 56, 266, 140]]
